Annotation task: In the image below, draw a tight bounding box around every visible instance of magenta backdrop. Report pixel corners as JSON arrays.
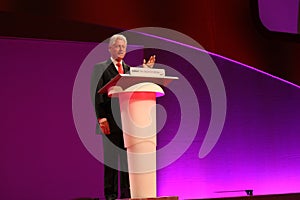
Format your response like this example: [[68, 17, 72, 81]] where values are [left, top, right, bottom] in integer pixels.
[[0, 36, 300, 200]]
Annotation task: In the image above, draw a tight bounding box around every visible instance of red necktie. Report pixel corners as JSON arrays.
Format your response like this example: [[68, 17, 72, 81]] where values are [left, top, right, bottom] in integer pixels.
[[116, 62, 123, 74]]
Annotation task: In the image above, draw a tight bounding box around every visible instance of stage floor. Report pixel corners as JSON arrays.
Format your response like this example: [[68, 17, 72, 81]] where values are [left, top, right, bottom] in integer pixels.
[[188, 192, 300, 200]]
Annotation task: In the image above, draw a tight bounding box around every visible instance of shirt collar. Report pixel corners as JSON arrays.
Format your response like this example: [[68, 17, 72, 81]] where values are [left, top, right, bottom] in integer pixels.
[[110, 57, 123, 65]]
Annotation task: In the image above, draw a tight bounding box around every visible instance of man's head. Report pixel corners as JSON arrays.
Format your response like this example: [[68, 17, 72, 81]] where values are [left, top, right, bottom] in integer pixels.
[[108, 34, 127, 61]]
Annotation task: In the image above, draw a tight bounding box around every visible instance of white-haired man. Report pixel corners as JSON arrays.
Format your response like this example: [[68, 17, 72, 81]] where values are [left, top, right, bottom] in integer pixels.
[[92, 34, 155, 200]]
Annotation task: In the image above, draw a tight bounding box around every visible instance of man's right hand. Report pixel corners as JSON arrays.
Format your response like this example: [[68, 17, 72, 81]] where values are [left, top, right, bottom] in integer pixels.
[[98, 118, 110, 135]]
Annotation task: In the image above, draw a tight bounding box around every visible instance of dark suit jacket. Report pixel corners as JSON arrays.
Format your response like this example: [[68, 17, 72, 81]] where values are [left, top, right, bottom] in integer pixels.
[[91, 59, 130, 134]]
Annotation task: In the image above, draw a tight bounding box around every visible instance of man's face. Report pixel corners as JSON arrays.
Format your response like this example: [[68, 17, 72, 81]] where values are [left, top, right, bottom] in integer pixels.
[[109, 39, 127, 61]]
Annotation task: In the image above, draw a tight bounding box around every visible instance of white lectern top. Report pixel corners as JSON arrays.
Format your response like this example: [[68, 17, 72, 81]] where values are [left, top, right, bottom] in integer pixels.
[[98, 73, 178, 94]]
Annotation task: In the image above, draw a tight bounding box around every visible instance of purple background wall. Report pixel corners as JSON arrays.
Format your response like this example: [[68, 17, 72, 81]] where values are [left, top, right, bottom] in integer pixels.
[[258, 0, 300, 34], [1, 35, 300, 200], [156, 53, 300, 198], [0, 38, 101, 199]]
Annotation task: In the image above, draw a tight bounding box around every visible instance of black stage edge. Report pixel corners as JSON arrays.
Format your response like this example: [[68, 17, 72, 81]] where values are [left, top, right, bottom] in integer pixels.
[[72, 197, 178, 200], [188, 192, 300, 200], [121, 196, 178, 200]]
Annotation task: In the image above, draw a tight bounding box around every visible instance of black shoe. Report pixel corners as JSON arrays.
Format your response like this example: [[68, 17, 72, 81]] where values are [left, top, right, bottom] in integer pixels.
[[120, 189, 130, 199], [105, 194, 117, 200]]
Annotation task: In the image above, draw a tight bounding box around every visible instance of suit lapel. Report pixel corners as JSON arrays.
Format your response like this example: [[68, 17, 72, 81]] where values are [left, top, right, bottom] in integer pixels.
[[105, 59, 118, 77], [105, 59, 130, 75], [123, 63, 130, 74]]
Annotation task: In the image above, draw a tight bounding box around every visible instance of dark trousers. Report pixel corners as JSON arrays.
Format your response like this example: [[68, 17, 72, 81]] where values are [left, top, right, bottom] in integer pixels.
[[102, 129, 130, 200]]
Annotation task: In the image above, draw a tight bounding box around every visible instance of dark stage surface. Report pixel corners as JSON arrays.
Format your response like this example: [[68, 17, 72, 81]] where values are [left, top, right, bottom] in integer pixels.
[[190, 192, 300, 200]]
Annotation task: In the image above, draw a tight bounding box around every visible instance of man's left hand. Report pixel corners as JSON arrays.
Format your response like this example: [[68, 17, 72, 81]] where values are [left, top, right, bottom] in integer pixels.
[[142, 55, 156, 68]]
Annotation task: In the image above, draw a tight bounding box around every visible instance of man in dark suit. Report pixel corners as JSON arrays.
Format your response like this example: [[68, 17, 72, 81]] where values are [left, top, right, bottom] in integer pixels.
[[92, 34, 155, 200]]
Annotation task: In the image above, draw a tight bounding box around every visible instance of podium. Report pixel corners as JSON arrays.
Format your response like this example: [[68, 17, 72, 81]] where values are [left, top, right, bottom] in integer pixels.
[[99, 73, 178, 199]]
